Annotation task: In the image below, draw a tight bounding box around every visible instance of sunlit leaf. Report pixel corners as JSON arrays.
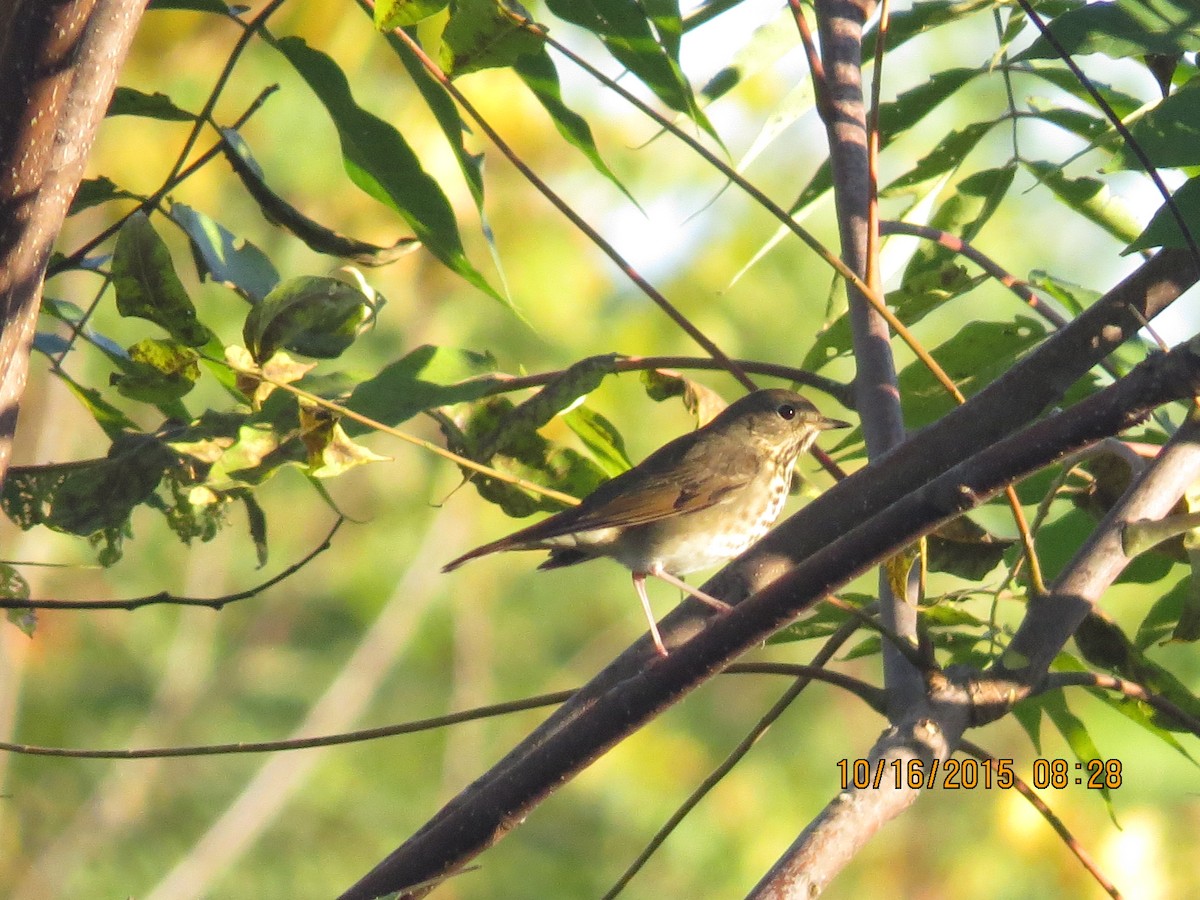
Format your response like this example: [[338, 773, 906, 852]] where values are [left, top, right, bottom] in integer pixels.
[[563, 404, 632, 477], [299, 406, 391, 478], [447, 396, 607, 516], [901, 165, 1017, 288], [898, 316, 1047, 427], [69, 176, 138, 215], [475, 355, 620, 460], [374, 0, 448, 29], [2, 437, 176, 539], [1022, 160, 1143, 245], [1115, 78, 1200, 169], [1, 565, 35, 637], [641, 369, 727, 425], [1126, 176, 1200, 252], [514, 50, 636, 204], [545, 0, 717, 139], [441, 0, 543, 76], [52, 369, 141, 440], [882, 122, 994, 195], [876, 68, 980, 139]]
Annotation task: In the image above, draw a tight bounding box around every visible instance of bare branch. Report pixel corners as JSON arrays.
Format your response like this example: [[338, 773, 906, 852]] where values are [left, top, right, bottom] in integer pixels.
[[0, 518, 344, 611]]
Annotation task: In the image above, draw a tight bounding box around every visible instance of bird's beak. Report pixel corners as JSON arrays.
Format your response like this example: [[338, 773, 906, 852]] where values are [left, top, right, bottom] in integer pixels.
[[817, 416, 852, 430]]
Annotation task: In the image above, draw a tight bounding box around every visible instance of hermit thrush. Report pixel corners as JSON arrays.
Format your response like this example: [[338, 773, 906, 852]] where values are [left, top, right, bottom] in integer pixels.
[[443, 388, 849, 655]]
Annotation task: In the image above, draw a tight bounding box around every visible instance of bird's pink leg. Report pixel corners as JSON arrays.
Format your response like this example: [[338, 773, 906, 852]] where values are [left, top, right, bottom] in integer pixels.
[[632, 573, 669, 657], [649, 564, 733, 613]]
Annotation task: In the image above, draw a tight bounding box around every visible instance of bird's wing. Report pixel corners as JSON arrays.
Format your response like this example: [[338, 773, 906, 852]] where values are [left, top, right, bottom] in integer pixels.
[[441, 426, 756, 570], [555, 433, 758, 532]]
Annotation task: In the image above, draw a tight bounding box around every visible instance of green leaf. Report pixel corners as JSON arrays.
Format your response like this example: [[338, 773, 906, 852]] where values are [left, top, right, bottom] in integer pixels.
[[106, 86, 194, 121], [1026, 270, 1101, 317], [346, 344, 498, 431], [1024, 103, 1112, 144], [898, 316, 1048, 427], [1011, 698, 1045, 754], [169, 202, 279, 302], [514, 50, 635, 204], [1116, 78, 1200, 169], [876, 68, 980, 141], [926, 517, 1014, 581], [1022, 160, 1143, 244], [111, 338, 201, 403], [374, 0, 448, 29], [299, 410, 390, 478], [1019, 0, 1200, 60], [441, 0, 544, 76], [640, 368, 728, 425], [1022, 63, 1145, 121], [52, 369, 141, 440], [240, 490, 269, 567], [1037, 689, 1113, 815], [545, 0, 717, 139], [881, 0, 998, 54], [270, 36, 504, 305], [889, 268, 987, 330], [112, 212, 211, 347], [1126, 176, 1200, 252], [376, 28, 484, 209], [562, 404, 632, 477], [244, 274, 381, 362], [882, 121, 994, 195], [1074, 613, 1200, 731]]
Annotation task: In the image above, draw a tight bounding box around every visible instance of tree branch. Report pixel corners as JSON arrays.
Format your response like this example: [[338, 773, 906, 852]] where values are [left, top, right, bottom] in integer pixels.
[[0, 0, 149, 483]]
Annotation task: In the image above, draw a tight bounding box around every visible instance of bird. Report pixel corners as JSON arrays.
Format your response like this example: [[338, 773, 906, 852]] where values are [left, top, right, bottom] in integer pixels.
[[443, 388, 849, 656]]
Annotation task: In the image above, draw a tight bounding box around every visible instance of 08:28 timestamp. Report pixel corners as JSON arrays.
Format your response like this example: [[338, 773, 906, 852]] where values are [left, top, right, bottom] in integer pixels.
[[836, 757, 1123, 790]]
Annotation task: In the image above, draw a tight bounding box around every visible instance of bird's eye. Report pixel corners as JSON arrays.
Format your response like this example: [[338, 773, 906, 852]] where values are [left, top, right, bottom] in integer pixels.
[[777, 403, 796, 420]]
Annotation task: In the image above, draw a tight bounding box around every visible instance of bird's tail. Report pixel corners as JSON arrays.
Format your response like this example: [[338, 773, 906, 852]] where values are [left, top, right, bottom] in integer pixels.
[[441, 538, 513, 572]]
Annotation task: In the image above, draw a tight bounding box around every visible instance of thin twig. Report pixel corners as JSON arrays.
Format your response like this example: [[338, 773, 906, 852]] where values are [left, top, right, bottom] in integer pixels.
[[1, 517, 345, 611], [0, 689, 574, 759], [959, 740, 1123, 900]]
